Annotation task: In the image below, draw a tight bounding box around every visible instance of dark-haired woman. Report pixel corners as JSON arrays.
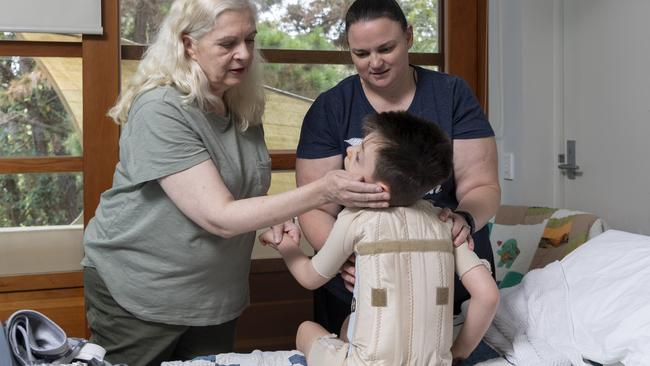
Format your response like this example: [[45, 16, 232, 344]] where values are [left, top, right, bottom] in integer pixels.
[[295, 0, 500, 362]]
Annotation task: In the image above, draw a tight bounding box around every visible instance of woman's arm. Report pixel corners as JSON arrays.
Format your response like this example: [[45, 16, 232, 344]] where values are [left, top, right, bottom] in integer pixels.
[[446, 137, 501, 246], [159, 159, 388, 238], [296, 156, 359, 290], [295, 156, 345, 251]]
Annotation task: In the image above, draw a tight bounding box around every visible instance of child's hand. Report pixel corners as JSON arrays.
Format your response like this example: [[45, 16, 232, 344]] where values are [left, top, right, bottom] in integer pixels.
[[282, 220, 301, 243], [258, 227, 279, 250], [276, 221, 301, 251], [258, 220, 301, 251]]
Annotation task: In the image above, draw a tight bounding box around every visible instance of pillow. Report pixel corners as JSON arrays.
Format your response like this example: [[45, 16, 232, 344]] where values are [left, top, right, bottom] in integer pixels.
[[529, 209, 602, 270], [488, 222, 546, 285]]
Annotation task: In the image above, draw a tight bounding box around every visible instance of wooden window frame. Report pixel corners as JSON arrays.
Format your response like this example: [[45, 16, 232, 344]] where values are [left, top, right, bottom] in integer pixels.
[[445, 0, 488, 109], [0, 41, 85, 175], [0, 0, 120, 226]]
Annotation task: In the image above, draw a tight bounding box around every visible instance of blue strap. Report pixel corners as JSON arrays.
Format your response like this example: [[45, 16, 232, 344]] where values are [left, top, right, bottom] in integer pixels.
[[0, 323, 17, 366]]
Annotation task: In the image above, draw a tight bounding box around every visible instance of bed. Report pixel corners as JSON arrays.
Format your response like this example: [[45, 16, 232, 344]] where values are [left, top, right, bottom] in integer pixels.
[[164, 207, 648, 366], [472, 229, 650, 365]]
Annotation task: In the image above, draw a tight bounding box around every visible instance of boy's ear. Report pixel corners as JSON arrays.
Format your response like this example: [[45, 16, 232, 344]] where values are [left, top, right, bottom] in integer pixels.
[[377, 182, 390, 194]]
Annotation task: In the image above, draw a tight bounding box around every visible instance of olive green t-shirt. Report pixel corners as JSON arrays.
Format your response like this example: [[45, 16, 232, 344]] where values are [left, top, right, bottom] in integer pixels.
[[82, 86, 271, 326]]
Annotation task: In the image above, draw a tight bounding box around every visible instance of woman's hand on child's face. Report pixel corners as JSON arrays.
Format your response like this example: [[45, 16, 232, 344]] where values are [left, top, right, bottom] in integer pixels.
[[323, 170, 390, 208]]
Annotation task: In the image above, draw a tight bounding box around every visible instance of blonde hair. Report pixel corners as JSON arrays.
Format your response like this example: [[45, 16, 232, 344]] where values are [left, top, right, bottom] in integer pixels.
[[108, 0, 265, 131]]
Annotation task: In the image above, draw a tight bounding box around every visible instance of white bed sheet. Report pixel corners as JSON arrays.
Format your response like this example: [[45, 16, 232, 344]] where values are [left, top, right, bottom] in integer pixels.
[[479, 230, 650, 366]]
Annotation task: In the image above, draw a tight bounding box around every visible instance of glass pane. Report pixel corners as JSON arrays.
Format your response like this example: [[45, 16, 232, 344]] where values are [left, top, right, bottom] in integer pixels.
[[0, 57, 82, 157], [0, 32, 80, 42], [263, 87, 304, 150], [0, 32, 16, 40], [264, 63, 354, 100], [256, 0, 439, 52], [120, 0, 174, 45], [404, 0, 440, 53], [0, 173, 83, 227], [121, 60, 139, 88], [268, 171, 295, 195], [263, 63, 354, 149]]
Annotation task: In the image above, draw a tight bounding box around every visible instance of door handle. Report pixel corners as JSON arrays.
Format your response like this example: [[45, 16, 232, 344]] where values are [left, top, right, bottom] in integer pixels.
[[558, 140, 583, 179], [558, 163, 580, 171]]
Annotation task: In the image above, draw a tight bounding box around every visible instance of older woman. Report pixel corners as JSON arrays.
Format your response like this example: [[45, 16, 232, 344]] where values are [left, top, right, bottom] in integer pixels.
[[296, 0, 501, 353], [82, 0, 388, 365]]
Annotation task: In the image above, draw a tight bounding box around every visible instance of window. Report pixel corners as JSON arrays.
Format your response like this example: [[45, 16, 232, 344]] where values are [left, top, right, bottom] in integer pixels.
[[0, 55, 83, 227], [0, 1, 119, 275]]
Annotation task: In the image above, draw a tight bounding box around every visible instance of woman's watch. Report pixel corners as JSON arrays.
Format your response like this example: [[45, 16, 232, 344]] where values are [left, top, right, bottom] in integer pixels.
[[454, 210, 476, 235]]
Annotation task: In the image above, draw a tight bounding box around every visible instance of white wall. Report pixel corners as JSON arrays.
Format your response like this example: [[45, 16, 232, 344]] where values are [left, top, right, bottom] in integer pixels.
[[490, 0, 650, 233], [490, 0, 562, 208]]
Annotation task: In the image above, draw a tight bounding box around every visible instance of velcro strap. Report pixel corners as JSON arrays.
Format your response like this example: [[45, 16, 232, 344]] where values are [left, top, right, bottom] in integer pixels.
[[357, 240, 452, 255], [437, 287, 449, 305], [371, 288, 387, 307]]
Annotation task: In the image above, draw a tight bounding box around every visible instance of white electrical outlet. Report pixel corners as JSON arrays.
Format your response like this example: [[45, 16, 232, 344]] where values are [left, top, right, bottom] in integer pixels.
[[503, 153, 514, 180]]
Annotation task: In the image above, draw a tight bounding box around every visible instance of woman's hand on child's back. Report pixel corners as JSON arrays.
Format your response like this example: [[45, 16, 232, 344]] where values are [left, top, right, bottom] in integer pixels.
[[439, 207, 475, 250]]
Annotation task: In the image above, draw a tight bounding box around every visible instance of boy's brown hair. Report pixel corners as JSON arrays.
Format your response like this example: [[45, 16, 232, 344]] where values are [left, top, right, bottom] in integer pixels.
[[363, 111, 452, 206]]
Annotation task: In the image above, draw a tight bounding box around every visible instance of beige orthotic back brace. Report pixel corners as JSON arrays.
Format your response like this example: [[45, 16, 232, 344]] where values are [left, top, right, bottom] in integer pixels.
[[346, 239, 455, 366]]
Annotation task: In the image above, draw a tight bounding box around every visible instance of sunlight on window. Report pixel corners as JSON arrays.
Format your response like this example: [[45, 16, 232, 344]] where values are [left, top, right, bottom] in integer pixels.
[[268, 171, 296, 195]]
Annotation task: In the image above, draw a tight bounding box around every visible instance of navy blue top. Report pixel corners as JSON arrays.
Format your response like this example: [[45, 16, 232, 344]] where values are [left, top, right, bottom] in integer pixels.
[[297, 66, 495, 307], [297, 66, 494, 208]]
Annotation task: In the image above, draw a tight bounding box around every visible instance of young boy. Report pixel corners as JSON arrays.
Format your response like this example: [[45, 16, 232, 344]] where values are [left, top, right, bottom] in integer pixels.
[[260, 111, 499, 365]]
